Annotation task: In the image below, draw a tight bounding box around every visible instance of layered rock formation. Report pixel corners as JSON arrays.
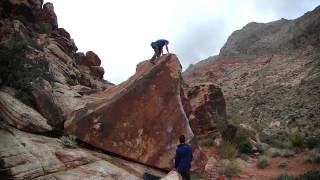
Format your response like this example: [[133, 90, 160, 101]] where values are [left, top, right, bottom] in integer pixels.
[[183, 6, 320, 141], [65, 54, 206, 170], [0, 0, 113, 130]]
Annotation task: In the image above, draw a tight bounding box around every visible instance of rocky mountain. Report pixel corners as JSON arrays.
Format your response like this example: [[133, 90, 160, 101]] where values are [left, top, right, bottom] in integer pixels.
[[183, 6, 320, 143], [0, 0, 225, 179]]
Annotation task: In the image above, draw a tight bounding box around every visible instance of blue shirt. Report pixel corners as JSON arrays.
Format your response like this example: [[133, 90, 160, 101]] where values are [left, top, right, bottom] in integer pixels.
[[175, 143, 193, 172], [155, 39, 169, 47]]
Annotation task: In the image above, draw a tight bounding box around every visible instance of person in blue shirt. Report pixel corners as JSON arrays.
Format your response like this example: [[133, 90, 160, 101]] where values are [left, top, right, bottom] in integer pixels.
[[175, 135, 193, 180], [150, 39, 169, 63]]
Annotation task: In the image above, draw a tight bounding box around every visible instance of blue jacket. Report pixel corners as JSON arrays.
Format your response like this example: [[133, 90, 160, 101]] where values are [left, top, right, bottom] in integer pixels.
[[155, 39, 169, 48], [175, 143, 193, 172]]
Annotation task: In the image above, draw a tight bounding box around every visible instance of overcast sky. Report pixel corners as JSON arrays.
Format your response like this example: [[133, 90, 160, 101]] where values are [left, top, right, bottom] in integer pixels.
[[44, 0, 320, 84]]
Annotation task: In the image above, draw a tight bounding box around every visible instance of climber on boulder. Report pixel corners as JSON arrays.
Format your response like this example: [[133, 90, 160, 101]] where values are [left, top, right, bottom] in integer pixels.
[[150, 39, 169, 63], [175, 135, 192, 180]]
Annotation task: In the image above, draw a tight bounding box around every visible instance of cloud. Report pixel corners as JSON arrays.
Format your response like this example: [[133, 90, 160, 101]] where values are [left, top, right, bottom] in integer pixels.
[[253, 0, 320, 19], [171, 18, 227, 68]]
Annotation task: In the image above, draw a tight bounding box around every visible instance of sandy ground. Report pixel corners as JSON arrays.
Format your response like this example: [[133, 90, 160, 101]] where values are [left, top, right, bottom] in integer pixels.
[[201, 147, 320, 180]]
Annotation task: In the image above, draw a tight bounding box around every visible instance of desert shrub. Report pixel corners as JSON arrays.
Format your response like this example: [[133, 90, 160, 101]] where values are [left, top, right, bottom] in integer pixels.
[[269, 139, 290, 149], [256, 157, 269, 169], [296, 170, 320, 180], [232, 127, 254, 154], [218, 141, 237, 159], [38, 22, 52, 34], [60, 135, 77, 148], [223, 160, 241, 177], [305, 136, 320, 149], [240, 154, 249, 161], [221, 124, 237, 140], [304, 150, 320, 164], [278, 161, 288, 168], [198, 138, 214, 147], [0, 41, 52, 107], [289, 133, 304, 148], [276, 173, 294, 180], [221, 124, 254, 154]]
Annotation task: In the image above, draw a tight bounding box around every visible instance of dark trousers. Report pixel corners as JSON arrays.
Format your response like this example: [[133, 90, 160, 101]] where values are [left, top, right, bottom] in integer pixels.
[[151, 43, 162, 63], [178, 170, 190, 180]]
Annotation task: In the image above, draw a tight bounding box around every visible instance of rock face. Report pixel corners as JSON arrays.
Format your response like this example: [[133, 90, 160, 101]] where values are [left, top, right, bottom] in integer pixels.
[[0, 0, 113, 130], [183, 83, 226, 140], [0, 91, 53, 132], [183, 5, 320, 140], [66, 54, 206, 169], [220, 6, 320, 57], [0, 125, 166, 179]]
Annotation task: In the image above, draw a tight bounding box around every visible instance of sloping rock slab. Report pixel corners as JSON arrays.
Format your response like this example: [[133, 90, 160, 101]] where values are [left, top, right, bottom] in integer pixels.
[[0, 91, 53, 132], [0, 125, 166, 179], [65, 54, 204, 169]]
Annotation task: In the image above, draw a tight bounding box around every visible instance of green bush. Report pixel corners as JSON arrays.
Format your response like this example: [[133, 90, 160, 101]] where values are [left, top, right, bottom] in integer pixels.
[[240, 154, 249, 161], [289, 133, 304, 148], [256, 157, 269, 169], [304, 150, 320, 164], [223, 160, 241, 177], [296, 170, 320, 180], [218, 141, 237, 159], [60, 135, 77, 148], [277, 173, 294, 180], [222, 124, 254, 154], [305, 136, 320, 149], [0, 41, 52, 107], [269, 139, 290, 149]]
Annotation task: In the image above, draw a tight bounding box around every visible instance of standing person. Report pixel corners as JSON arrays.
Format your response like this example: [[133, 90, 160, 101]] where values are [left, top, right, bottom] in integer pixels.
[[175, 135, 193, 180], [150, 39, 169, 63]]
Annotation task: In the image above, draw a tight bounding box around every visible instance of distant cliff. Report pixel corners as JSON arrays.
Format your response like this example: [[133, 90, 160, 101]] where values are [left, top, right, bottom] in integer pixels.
[[183, 5, 320, 143]]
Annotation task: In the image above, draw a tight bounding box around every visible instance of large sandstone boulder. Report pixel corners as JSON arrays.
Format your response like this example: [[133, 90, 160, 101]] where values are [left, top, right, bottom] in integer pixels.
[[184, 83, 226, 140], [0, 91, 53, 132], [65, 54, 206, 169]]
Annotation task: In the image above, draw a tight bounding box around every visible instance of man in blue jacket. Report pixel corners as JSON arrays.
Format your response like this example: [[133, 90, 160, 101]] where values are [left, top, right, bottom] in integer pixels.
[[150, 39, 169, 63], [175, 135, 193, 180]]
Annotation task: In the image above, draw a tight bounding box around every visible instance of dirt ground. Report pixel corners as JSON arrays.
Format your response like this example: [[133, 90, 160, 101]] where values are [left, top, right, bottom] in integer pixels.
[[201, 147, 320, 180]]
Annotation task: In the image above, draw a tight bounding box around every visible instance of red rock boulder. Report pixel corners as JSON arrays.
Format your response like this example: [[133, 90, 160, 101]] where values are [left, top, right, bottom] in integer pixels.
[[65, 54, 206, 169], [184, 83, 226, 140], [83, 51, 101, 67]]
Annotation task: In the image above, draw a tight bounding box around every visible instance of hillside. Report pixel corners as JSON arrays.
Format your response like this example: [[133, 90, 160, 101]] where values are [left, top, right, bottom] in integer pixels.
[[184, 5, 320, 144]]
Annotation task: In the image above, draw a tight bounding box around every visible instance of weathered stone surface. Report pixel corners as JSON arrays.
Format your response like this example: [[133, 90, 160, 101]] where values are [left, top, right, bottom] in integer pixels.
[[184, 82, 226, 140], [0, 125, 166, 179], [51, 28, 78, 56], [65, 54, 206, 169], [41, 2, 58, 29], [32, 81, 65, 129], [160, 171, 182, 180], [83, 51, 101, 67], [46, 43, 73, 65], [1, 0, 42, 22], [0, 91, 53, 132], [90, 65, 105, 79]]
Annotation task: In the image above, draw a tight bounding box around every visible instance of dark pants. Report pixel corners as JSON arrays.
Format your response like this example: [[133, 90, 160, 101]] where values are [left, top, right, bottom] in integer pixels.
[[151, 42, 162, 63], [178, 170, 190, 180]]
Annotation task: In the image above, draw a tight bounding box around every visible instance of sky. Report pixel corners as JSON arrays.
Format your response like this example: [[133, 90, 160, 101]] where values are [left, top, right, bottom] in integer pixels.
[[44, 0, 320, 84]]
